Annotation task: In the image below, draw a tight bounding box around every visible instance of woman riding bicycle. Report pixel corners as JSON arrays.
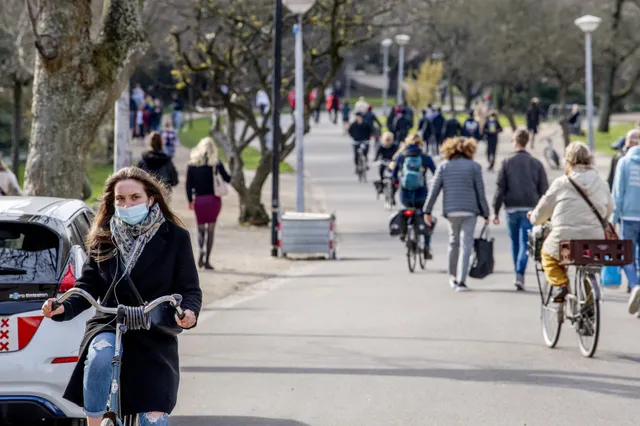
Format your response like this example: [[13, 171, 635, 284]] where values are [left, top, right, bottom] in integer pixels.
[[528, 142, 613, 303], [375, 131, 398, 181], [392, 133, 436, 259], [41, 167, 202, 426]]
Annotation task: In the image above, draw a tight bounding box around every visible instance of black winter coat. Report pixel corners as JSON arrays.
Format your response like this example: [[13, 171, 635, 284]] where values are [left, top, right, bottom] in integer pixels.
[[137, 150, 179, 187], [52, 221, 202, 416]]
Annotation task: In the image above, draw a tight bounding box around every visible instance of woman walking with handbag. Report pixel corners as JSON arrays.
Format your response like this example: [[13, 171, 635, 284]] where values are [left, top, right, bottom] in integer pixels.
[[423, 137, 490, 292], [186, 137, 231, 270], [40, 167, 202, 426]]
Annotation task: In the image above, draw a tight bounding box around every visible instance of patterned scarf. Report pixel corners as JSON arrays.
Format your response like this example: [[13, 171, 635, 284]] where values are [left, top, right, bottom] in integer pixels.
[[110, 202, 166, 271]]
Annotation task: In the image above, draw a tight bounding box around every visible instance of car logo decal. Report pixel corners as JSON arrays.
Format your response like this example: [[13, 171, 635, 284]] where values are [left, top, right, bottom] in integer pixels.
[[9, 292, 20, 300]]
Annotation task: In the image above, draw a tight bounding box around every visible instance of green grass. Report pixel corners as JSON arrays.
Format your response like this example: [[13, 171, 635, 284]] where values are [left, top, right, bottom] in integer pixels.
[[180, 117, 293, 173], [573, 122, 635, 154], [17, 163, 113, 203]]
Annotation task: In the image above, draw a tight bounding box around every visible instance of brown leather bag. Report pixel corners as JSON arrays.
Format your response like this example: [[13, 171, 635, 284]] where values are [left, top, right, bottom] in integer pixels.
[[568, 177, 618, 240]]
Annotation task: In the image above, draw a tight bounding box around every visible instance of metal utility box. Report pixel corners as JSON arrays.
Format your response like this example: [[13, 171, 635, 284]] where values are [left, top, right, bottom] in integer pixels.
[[278, 212, 336, 259]]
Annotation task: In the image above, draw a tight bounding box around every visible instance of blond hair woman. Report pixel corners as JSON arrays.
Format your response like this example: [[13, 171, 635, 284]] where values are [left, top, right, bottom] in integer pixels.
[[529, 142, 613, 302], [186, 137, 231, 270], [0, 156, 23, 195]]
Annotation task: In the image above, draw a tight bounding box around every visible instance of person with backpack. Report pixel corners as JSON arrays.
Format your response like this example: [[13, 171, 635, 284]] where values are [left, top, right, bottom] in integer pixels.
[[392, 133, 436, 259], [424, 137, 490, 292], [482, 111, 503, 171], [137, 132, 179, 190], [493, 129, 548, 290], [461, 110, 481, 141]]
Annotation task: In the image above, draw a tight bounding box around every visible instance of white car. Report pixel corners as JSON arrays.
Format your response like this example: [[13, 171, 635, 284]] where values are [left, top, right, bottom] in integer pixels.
[[0, 197, 95, 426]]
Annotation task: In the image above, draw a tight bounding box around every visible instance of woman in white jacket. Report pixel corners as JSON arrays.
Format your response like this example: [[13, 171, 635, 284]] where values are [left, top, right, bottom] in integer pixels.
[[0, 156, 23, 196], [528, 142, 613, 302]]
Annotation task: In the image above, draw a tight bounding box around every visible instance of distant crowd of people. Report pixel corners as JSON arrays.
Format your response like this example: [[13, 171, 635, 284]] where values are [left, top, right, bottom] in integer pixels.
[[130, 84, 184, 139]]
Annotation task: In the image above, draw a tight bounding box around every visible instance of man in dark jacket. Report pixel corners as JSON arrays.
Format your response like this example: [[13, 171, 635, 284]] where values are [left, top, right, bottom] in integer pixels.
[[431, 107, 446, 151], [418, 109, 434, 153], [348, 112, 373, 172], [526, 98, 541, 149], [443, 114, 461, 140], [493, 129, 548, 290], [392, 109, 412, 144]]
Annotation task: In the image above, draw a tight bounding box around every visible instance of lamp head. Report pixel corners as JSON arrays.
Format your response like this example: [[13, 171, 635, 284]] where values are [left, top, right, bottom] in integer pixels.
[[283, 0, 316, 15], [394, 34, 410, 46], [574, 15, 602, 33]]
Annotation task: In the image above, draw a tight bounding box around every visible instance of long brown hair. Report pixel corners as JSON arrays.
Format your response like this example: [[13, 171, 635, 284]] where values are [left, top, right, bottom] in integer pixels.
[[87, 167, 185, 261]]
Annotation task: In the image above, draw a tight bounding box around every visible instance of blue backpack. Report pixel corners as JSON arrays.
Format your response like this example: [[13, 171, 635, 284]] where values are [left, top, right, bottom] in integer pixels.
[[401, 154, 425, 190]]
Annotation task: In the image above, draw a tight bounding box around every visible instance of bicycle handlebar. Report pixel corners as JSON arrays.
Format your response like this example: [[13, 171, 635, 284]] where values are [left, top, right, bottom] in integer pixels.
[[51, 288, 186, 320]]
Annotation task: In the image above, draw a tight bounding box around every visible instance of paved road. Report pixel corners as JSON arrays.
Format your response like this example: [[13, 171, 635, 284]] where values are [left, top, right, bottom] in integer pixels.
[[173, 120, 640, 426]]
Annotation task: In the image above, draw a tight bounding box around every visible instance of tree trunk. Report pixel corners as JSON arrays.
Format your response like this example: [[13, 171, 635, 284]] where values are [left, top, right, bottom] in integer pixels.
[[24, 0, 147, 198], [597, 63, 616, 133], [11, 81, 22, 174], [448, 78, 456, 115], [501, 86, 517, 131], [559, 84, 571, 149]]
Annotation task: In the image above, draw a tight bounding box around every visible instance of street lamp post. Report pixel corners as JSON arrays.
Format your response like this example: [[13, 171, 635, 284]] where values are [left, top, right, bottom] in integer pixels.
[[381, 38, 392, 116], [284, 0, 315, 213], [270, 0, 283, 257], [394, 34, 410, 106], [575, 14, 602, 152]]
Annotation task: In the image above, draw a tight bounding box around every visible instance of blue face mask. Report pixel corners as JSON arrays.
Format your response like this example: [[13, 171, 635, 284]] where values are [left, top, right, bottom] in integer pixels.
[[114, 203, 149, 226]]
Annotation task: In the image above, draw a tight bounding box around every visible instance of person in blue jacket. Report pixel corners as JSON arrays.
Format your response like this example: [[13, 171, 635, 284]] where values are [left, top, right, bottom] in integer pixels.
[[612, 129, 640, 301], [392, 133, 437, 259], [462, 109, 481, 141]]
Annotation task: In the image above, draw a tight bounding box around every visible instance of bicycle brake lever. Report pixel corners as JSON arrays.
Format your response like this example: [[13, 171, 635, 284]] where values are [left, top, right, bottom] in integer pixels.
[[172, 294, 186, 320]]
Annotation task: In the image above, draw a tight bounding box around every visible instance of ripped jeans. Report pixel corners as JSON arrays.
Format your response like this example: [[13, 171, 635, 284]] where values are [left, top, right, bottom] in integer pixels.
[[84, 332, 169, 425]]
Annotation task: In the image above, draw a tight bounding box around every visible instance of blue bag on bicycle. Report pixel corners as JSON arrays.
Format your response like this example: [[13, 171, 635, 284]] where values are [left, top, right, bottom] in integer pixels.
[[601, 265, 622, 288], [401, 155, 424, 190]]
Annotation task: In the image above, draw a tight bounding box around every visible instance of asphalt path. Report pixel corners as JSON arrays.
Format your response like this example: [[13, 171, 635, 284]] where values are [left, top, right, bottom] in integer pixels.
[[173, 117, 640, 426]]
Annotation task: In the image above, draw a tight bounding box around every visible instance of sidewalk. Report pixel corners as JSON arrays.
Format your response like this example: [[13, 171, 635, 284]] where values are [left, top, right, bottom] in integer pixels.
[[130, 125, 326, 305]]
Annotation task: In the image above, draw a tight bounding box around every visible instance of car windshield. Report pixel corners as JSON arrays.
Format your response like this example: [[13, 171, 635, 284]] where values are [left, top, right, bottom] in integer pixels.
[[0, 222, 59, 283]]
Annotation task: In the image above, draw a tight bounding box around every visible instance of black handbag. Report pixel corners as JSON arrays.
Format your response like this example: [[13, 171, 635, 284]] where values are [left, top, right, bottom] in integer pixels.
[[117, 259, 184, 337], [469, 224, 494, 279]]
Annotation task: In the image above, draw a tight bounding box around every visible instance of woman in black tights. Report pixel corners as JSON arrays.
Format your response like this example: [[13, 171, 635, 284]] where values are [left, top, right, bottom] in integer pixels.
[[186, 137, 231, 269]]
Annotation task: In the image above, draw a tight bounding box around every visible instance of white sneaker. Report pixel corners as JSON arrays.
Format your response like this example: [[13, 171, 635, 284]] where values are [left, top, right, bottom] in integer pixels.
[[449, 278, 458, 289], [628, 286, 640, 314]]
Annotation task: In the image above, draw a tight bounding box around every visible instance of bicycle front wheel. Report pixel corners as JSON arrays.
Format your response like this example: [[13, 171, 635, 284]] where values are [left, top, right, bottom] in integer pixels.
[[577, 272, 601, 358], [539, 267, 562, 348]]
